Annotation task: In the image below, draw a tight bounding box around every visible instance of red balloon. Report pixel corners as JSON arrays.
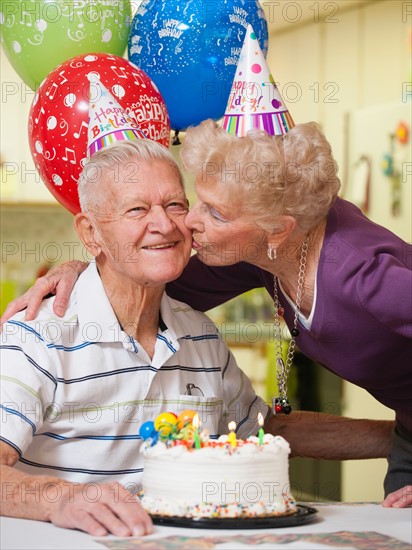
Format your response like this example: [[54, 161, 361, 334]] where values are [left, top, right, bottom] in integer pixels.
[[28, 53, 171, 214]]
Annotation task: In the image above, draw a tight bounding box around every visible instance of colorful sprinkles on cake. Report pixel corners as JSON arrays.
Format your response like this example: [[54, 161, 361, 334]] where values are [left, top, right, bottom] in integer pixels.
[[222, 24, 294, 137]]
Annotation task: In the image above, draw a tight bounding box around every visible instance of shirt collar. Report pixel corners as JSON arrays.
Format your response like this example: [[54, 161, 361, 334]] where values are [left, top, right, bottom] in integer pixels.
[[75, 263, 188, 344], [159, 293, 194, 341], [76, 262, 123, 342]]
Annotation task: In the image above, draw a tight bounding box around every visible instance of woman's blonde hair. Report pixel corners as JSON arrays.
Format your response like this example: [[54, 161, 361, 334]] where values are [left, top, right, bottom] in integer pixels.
[[181, 119, 340, 232]]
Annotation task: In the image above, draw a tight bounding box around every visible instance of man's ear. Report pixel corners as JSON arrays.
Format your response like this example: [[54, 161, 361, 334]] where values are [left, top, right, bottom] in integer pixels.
[[74, 213, 101, 258], [267, 215, 297, 249]]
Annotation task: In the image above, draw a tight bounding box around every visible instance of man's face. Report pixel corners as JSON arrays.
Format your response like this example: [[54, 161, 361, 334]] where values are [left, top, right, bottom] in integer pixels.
[[91, 158, 192, 287]]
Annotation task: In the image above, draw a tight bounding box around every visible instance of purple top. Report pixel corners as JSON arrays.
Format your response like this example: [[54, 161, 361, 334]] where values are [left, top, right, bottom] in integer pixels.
[[168, 198, 412, 433]]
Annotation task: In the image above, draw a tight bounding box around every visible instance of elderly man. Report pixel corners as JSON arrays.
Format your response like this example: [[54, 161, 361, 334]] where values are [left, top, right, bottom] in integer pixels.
[[0, 140, 271, 536]]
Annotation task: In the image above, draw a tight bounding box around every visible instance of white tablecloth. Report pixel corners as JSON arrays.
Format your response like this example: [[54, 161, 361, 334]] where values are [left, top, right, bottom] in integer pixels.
[[1, 503, 411, 549]]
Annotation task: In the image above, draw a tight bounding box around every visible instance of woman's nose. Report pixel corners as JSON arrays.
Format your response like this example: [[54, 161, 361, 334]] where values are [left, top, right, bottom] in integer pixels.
[[185, 203, 203, 231]]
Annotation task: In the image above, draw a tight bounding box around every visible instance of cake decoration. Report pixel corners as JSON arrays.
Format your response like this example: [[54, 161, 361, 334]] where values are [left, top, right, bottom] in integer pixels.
[[139, 409, 211, 448]]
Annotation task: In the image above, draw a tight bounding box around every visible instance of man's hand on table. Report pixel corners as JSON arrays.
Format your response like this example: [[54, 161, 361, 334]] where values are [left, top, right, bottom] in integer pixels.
[[1, 441, 153, 537], [49, 481, 153, 537]]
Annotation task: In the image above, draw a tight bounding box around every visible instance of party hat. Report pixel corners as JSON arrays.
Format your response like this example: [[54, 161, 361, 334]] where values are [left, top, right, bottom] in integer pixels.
[[87, 80, 146, 157], [222, 25, 294, 137]]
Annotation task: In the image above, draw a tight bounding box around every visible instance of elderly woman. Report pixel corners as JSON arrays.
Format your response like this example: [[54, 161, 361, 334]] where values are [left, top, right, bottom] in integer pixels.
[[0, 139, 272, 535], [2, 121, 411, 506], [177, 120, 412, 506], [176, 120, 411, 505]]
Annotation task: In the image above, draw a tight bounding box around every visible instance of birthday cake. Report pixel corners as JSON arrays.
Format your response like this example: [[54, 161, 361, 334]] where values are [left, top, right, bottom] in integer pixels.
[[138, 411, 297, 519]]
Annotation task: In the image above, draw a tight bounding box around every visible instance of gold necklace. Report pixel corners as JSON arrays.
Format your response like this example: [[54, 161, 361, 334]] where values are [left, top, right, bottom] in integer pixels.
[[272, 235, 309, 414]]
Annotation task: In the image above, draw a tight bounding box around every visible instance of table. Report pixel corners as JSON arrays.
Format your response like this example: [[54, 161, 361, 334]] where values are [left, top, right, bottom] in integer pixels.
[[1, 503, 411, 549]]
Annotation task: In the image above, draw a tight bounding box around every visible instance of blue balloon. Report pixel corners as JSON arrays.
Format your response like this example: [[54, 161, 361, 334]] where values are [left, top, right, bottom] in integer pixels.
[[139, 420, 156, 440], [128, 0, 268, 131]]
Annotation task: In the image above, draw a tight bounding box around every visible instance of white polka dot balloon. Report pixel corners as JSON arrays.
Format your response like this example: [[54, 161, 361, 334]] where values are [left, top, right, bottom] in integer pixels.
[[29, 53, 170, 214], [0, 0, 132, 91]]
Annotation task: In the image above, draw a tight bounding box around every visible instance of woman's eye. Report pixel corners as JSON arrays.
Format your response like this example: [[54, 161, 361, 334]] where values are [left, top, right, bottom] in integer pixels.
[[209, 207, 228, 222]]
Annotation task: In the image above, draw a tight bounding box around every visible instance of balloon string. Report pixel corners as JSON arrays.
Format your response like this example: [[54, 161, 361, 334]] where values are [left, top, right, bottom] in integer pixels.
[[172, 131, 181, 146]]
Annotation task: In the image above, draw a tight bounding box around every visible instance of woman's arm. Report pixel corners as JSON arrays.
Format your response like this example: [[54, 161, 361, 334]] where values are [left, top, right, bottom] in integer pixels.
[[265, 413, 412, 508], [1, 255, 262, 324], [166, 255, 266, 311], [0, 261, 87, 325], [265, 410, 394, 460]]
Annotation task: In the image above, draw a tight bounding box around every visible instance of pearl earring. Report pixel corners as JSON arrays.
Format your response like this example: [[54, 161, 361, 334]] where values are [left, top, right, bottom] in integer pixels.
[[267, 244, 277, 261]]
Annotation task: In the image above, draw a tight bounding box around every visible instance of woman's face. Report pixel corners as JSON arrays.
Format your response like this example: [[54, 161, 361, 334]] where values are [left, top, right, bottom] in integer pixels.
[[90, 159, 192, 287], [185, 177, 267, 267]]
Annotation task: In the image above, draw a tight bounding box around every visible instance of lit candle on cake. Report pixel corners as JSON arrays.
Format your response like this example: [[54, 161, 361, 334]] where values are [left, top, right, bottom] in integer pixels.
[[192, 414, 201, 449], [258, 412, 264, 445], [201, 427, 210, 446], [227, 421, 237, 447]]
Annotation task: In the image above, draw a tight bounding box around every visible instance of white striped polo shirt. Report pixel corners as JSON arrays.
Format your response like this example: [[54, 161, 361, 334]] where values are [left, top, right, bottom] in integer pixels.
[[1, 263, 269, 492]]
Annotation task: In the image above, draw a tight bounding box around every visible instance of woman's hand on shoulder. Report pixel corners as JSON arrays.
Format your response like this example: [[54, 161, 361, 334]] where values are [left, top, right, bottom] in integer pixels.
[[0, 260, 88, 327], [382, 485, 412, 508]]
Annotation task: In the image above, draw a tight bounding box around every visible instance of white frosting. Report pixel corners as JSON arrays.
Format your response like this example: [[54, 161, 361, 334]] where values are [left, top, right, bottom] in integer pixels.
[[140, 434, 297, 518]]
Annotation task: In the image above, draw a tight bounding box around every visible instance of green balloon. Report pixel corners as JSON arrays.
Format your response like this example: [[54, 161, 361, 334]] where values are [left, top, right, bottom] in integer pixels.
[[0, 0, 132, 90]]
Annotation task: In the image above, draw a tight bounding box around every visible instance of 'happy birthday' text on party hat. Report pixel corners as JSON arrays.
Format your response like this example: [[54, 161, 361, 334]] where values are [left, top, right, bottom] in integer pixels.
[[222, 25, 294, 137], [87, 81, 146, 157]]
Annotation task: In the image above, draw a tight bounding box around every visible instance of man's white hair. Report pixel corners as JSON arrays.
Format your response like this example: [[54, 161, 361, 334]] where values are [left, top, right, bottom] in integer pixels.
[[77, 140, 182, 211]]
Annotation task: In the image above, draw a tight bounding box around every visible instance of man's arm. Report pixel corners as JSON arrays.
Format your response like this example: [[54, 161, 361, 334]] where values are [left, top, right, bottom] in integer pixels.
[[264, 410, 394, 460], [0, 442, 152, 536]]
